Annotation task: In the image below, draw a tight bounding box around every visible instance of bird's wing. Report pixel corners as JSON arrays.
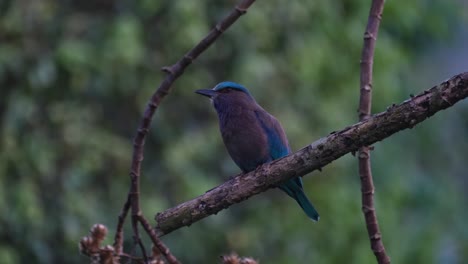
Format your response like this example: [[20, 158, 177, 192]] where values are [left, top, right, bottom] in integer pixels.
[[255, 109, 304, 189], [254, 109, 291, 160]]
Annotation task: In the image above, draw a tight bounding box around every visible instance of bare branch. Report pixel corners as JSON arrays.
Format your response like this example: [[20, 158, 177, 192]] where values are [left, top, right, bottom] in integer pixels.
[[131, 215, 149, 263], [155, 72, 468, 236], [113, 195, 130, 253], [138, 215, 180, 264], [358, 0, 390, 263], [112, 0, 257, 262]]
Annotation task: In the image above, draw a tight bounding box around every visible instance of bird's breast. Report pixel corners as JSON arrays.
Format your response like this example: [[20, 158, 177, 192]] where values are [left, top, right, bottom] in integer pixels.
[[218, 109, 270, 172]]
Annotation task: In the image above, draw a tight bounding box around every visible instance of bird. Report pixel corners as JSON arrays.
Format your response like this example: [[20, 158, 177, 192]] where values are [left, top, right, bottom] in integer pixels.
[[195, 81, 319, 221]]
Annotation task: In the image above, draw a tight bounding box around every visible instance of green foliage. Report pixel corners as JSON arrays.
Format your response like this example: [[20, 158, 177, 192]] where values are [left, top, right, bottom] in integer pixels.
[[0, 0, 467, 263]]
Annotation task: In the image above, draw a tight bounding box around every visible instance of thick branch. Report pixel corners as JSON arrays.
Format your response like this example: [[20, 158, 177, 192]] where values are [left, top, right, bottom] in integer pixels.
[[155, 72, 468, 236], [358, 0, 390, 263]]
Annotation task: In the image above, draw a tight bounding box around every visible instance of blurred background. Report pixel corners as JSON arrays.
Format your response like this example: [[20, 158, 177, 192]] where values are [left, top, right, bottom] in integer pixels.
[[1, 0, 468, 263]]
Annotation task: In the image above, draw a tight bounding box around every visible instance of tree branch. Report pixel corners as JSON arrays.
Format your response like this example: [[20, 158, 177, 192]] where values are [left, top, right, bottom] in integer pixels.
[[155, 72, 468, 236], [112, 0, 257, 262], [358, 0, 390, 263], [137, 215, 180, 264]]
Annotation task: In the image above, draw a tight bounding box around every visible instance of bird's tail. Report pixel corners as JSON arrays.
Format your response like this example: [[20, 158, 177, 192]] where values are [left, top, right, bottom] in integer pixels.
[[294, 188, 320, 221], [280, 180, 320, 221]]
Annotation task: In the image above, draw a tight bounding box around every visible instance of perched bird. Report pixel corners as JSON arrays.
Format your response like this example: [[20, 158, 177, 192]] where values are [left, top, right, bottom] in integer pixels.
[[195, 81, 319, 221]]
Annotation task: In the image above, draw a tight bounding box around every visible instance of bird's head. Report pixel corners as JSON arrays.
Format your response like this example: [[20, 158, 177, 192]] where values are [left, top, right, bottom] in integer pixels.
[[195, 81, 253, 103]]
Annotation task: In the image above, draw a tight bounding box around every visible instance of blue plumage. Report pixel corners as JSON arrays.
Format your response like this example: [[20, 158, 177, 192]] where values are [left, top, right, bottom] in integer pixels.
[[196, 82, 320, 221], [213, 81, 252, 96]]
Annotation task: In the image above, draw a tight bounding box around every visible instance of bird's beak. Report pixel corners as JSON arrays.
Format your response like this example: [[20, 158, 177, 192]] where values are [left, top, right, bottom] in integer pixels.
[[195, 89, 216, 98]]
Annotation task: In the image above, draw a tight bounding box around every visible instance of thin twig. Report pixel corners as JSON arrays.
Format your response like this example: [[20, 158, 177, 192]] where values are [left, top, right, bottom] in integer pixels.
[[113, 195, 130, 254], [358, 1, 390, 263], [112, 0, 257, 261], [119, 253, 145, 264], [132, 215, 149, 263], [119, 252, 144, 263], [154, 72, 468, 236], [138, 215, 181, 264]]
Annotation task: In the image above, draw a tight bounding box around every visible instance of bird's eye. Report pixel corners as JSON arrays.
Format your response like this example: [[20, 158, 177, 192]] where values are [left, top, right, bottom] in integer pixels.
[[220, 88, 231, 93]]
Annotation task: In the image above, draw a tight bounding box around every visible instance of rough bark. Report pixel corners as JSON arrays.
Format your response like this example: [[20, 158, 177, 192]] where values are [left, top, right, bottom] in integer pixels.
[[358, 0, 390, 263], [155, 72, 468, 236]]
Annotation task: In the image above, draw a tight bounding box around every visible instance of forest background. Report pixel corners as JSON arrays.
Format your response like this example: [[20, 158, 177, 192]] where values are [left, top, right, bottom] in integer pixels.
[[1, 0, 468, 263]]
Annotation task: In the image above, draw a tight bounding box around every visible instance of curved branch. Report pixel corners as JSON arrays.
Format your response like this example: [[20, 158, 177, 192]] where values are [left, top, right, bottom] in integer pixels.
[[112, 0, 257, 260], [358, 0, 390, 263], [155, 72, 468, 236]]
